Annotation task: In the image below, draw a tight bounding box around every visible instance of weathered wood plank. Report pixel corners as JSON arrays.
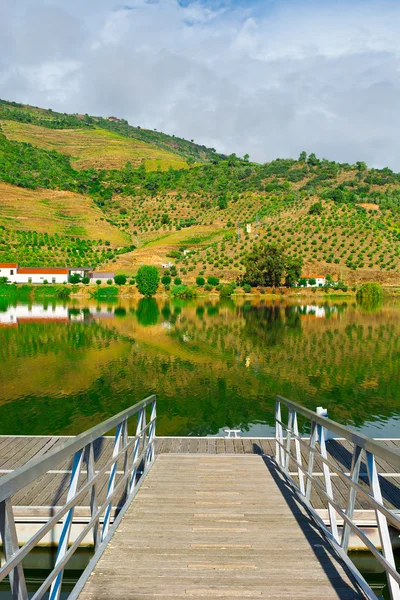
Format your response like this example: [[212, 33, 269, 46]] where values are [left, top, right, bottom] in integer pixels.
[[78, 455, 367, 599]]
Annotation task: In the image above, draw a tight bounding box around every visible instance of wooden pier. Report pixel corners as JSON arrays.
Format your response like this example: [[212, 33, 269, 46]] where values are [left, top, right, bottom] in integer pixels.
[[77, 454, 369, 600], [1, 436, 399, 519], [1, 396, 400, 600]]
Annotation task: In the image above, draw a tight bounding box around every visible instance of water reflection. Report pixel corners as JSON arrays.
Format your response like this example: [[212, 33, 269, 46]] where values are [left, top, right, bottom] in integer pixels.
[[0, 297, 399, 438]]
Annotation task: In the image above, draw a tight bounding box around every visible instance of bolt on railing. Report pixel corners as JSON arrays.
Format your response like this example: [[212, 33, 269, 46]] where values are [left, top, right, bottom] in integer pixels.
[[0, 394, 157, 600]]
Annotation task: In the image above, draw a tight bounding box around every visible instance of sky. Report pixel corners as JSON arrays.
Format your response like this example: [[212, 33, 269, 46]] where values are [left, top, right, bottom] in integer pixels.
[[1, 0, 400, 168]]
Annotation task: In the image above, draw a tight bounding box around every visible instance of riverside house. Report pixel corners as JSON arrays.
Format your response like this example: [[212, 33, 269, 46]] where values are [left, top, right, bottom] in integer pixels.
[[301, 274, 326, 287], [0, 264, 71, 284]]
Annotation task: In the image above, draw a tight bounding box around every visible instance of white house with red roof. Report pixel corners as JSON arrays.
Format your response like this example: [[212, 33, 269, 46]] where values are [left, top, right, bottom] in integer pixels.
[[0, 264, 69, 284], [0, 263, 18, 280]]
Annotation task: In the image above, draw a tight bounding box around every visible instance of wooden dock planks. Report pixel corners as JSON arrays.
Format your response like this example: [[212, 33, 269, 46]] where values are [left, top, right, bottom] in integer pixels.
[[0, 437, 399, 513], [77, 455, 368, 599]]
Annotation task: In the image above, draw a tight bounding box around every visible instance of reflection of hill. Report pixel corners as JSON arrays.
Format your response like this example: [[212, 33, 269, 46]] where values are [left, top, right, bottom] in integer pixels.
[[0, 322, 130, 404], [101, 300, 400, 435]]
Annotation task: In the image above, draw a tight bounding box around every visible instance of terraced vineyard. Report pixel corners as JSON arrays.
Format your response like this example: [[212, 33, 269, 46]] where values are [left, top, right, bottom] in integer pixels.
[[0, 98, 399, 285]]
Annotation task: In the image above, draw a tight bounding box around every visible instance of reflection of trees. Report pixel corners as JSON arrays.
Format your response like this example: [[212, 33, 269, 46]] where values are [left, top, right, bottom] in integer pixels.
[[0, 321, 118, 361], [356, 297, 384, 313], [136, 298, 160, 327], [241, 304, 302, 347]]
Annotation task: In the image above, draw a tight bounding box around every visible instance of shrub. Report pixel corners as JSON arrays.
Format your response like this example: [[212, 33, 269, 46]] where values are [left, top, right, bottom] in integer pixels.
[[136, 265, 160, 297], [207, 276, 219, 286], [82, 276, 90, 284], [107, 279, 113, 285], [196, 276, 205, 286], [171, 285, 197, 299], [203, 284, 213, 291], [114, 274, 127, 286], [0, 276, 8, 284], [43, 279, 48, 285], [243, 284, 251, 293], [96, 279, 102, 285], [129, 278, 136, 285], [309, 202, 323, 215], [174, 277, 182, 285], [161, 275, 171, 285], [219, 284, 235, 298], [356, 282, 383, 301], [69, 273, 81, 284]]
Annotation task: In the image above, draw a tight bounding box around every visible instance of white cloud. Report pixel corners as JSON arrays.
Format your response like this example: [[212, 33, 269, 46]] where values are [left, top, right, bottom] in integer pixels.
[[1, 0, 400, 168]]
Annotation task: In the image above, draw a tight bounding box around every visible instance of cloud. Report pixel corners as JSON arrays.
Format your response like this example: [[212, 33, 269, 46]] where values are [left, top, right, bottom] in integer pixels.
[[1, 0, 400, 168]]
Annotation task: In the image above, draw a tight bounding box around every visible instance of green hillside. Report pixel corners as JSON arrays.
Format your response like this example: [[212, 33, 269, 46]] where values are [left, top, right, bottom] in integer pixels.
[[0, 99, 399, 284]]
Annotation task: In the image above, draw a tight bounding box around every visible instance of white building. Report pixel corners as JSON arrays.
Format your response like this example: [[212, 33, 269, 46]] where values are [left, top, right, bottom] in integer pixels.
[[301, 275, 326, 287], [0, 263, 18, 280], [14, 268, 69, 284], [69, 267, 92, 279]]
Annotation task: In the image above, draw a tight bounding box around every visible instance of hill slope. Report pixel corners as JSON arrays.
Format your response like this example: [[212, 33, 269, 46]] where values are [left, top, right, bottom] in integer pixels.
[[0, 99, 399, 284]]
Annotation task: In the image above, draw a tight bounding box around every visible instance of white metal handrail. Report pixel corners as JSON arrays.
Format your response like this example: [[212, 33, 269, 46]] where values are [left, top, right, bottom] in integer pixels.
[[275, 395, 400, 600], [0, 394, 157, 600]]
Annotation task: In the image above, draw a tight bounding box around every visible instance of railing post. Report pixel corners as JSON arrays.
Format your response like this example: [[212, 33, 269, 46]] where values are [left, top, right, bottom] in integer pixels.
[[366, 451, 400, 600], [86, 442, 100, 550], [275, 399, 284, 467], [305, 420, 318, 501], [341, 444, 363, 553], [146, 398, 157, 467], [0, 499, 28, 600], [49, 449, 84, 600], [284, 409, 294, 472], [121, 418, 129, 499], [101, 423, 123, 541], [318, 424, 339, 542], [129, 409, 144, 494], [292, 411, 305, 496]]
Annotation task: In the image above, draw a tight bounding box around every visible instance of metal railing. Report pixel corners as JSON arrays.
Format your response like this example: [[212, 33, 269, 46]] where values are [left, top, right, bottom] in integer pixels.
[[275, 395, 400, 600], [0, 394, 157, 600]]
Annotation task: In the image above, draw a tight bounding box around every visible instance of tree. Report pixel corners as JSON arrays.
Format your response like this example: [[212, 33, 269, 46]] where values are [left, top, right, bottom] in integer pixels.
[[196, 276, 205, 286], [285, 257, 303, 287], [82, 276, 90, 284], [307, 153, 319, 166], [243, 243, 302, 287], [218, 195, 227, 210], [69, 273, 81, 284], [243, 153, 250, 162], [299, 151, 307, 163], [136, 265, 160, 297], [114, 274, 127, 285], [309, 202, 323, 215], [242, 243, 286, 287], [161, 275, 171, 285]]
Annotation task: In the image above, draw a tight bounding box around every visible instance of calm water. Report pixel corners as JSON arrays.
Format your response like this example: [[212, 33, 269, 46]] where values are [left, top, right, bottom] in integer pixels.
[[0, 296, 399, 438]]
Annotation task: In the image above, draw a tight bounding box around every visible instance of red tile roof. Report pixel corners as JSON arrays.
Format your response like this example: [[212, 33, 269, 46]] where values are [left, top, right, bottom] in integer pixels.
[[18, 268, 69, 275], [0, 263, 18, 268]]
